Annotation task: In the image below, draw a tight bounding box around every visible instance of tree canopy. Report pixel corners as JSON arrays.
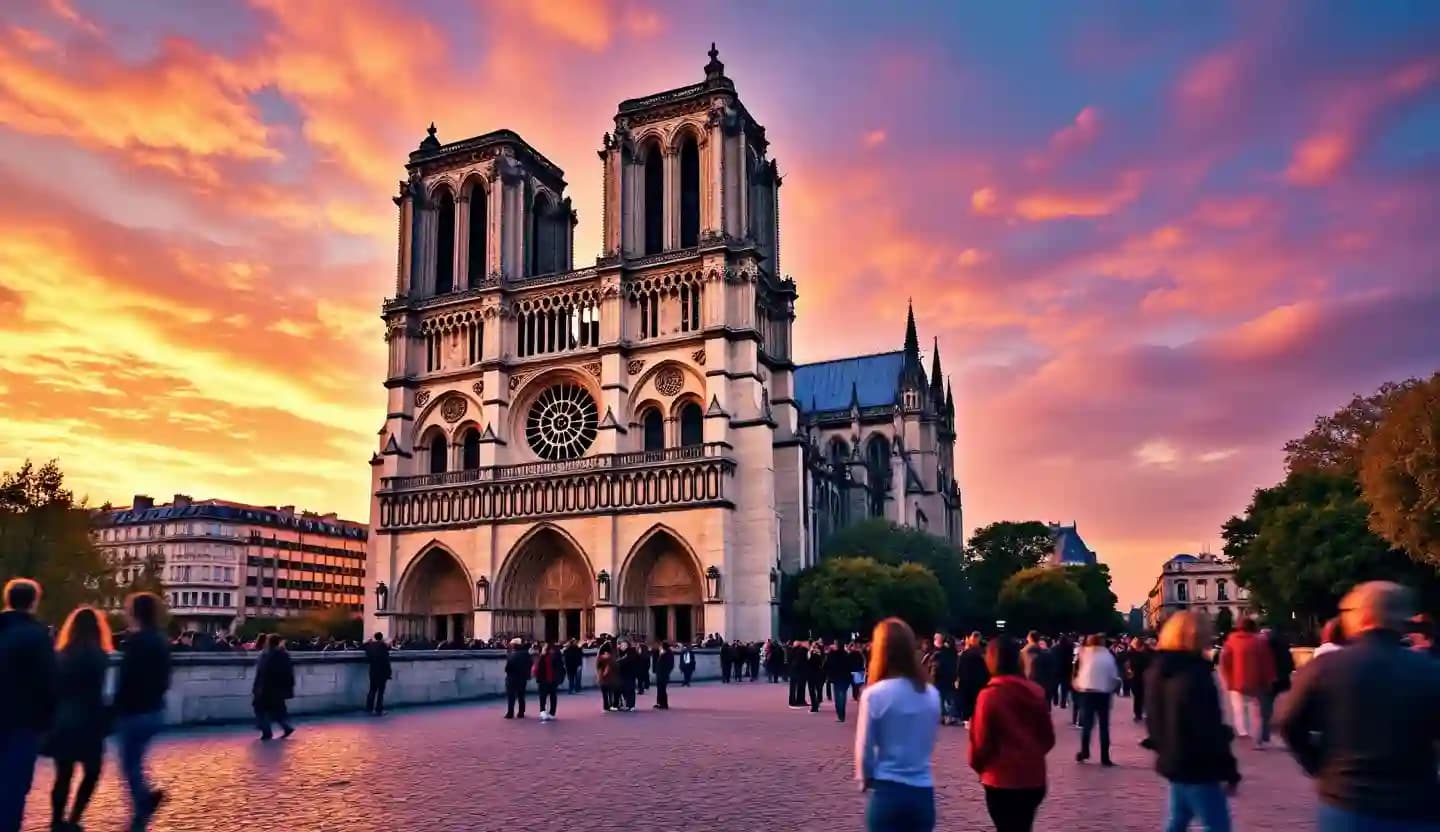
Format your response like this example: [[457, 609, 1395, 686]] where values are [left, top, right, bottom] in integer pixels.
[[820, 519, 968, 625], [963, 520, 1054, 626], [1222, 469, 1437, 627], [793, 556, 947, 638], [997, 566, 1086, 634], [0, 460, 114, 625], [1284, 379, 1421, 475], [1064, 563, 1123, 633], [1360, 373, 1440, 568]]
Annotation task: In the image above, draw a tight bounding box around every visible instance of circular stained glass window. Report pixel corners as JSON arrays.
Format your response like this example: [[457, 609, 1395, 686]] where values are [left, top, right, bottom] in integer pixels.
[[526, 383, 598, 461]]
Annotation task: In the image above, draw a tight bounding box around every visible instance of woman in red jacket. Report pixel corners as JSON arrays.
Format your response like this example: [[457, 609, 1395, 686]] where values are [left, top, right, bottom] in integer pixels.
[[969, 636, 1056, 832]]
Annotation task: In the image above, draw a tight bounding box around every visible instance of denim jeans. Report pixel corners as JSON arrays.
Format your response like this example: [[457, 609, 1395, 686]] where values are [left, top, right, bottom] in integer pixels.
[[1078, 691, 1112, 760], [1318, 805, 1440, 832], [115, 710, 164, 828], [1166, 782, 1232, 832], [0, 729, 40, 832], [832, 680, 850, 721], [866, 780, 935, 832]]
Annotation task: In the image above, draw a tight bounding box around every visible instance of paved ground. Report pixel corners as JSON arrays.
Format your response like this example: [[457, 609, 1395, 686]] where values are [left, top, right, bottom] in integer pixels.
[[22, 681, 1316, 831]]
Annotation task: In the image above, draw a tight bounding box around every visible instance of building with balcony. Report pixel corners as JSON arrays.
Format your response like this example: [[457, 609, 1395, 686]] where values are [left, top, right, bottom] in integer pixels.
[[1143, 553, 1252, 631], [366, 46, 962, 645], [93, 495, 367, 633]]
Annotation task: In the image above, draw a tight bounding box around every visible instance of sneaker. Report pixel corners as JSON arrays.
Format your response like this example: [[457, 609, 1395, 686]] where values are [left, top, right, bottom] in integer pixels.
[[962, 720, 970, 729], [539, 712, 551, 722]]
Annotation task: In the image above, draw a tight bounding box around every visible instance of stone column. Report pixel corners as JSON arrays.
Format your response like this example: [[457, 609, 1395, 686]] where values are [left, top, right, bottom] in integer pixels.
[[663, 146, 679, 250], [706, 119, 723, 235], [394, 182, 414, 297], [453, 195, 470, 291]]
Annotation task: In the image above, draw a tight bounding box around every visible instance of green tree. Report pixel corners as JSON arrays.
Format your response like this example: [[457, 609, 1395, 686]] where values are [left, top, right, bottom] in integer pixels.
[[1064, 563, 1121, 633], [963, 521, 1054, 627], [276, 606, 363, 642], [1360, 373, 1440, 568], [1214, 606, 1234, 636], [996, 567, 1086, 635], [1284, 379, 1421, 475], [794, 557, 946, 638], [820, 519, 968, 625], [0, 460, 115, 625], [1223, 470, 1438, 629]]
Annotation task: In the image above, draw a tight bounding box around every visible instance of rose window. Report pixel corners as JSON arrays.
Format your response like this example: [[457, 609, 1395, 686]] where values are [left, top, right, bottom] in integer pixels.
[[525, 383, 598, 461]]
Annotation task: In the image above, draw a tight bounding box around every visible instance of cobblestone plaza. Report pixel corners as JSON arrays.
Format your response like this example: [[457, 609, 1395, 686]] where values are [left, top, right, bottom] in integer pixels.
[[21, 682, 1313, 831]]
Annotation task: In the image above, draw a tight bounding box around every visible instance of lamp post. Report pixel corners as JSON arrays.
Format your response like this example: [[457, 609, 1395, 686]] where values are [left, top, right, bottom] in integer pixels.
[[768, 566, 779, 603], [475, 575, 489, 609], [597, 569, 611, 604], [374, 581, 388, 612], [705, 565, 721, 601]]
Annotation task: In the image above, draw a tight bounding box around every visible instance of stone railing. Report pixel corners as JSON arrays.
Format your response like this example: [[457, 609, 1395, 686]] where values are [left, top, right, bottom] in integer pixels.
[[377, 448, 735, 532], [155, 649, 722, 726]]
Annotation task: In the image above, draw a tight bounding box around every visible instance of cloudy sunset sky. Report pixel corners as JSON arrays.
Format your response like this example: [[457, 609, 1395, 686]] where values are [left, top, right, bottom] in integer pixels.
[[2, 1, 1438, 605]]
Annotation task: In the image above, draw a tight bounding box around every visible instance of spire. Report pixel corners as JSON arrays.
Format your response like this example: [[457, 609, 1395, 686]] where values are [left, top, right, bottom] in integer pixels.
[[418, 122, 440, 152], [929, 336, 945, 405], [704, 42, 725, 80], [903, 299, 920, 366], [945, 377, 955, 417]]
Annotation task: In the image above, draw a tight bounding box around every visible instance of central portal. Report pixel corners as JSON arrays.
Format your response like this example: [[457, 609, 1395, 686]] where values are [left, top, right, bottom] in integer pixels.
[[495, 527, 595, 643], [618, 528, 703, 644]]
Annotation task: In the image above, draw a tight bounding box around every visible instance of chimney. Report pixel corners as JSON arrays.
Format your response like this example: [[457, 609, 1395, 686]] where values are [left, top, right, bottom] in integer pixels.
[[172, 494, 192, 508], [132, 495, 154, 510], [280, 505, 296, 515]]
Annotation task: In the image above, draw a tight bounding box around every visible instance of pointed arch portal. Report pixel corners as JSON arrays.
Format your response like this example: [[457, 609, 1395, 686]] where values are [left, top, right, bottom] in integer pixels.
[[495, 526, 595, 643], [397, 546, 472, 643], [618, 527, 704, 643]]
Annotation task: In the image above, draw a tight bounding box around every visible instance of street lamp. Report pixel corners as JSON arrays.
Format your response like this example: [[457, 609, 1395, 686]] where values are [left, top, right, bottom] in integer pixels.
[[475, 575, 489, 609], [374, 581, 388, 612], [769, 566, 779, 602], [596, 569, 611, 603], [705, 565, 721, 601]]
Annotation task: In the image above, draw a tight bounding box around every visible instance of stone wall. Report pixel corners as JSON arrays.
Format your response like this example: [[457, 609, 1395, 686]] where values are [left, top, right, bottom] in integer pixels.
[[157, 649, 723, 726]]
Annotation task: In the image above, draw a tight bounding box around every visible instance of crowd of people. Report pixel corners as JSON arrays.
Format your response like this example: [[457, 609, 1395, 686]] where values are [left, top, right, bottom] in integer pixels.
[[4, 572, 1440, 832], [849, 581, 1440, 832]]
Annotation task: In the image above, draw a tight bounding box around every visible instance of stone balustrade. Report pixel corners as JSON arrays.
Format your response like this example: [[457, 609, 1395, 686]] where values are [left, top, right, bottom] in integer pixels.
[[146, 648, 723, 726]]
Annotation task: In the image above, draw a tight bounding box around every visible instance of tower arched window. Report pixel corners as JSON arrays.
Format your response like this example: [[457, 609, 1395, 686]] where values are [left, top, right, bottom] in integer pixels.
[[428, 432, 448, 475], [828, 438, 849, 466], [641, 408, 664, 453], [865, 435, 891, 517], [461, 428, 480, 471], [642, 140, 664, 255], [679, 133, 700, 247], [467, 181, 487, 287], [435, 188, 455, 294], [530, 193, 552, 277], [679, 401, 703, 447]]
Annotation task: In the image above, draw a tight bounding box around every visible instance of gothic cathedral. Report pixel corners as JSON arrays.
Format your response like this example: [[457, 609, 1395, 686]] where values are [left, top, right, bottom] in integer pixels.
[[365, 48, 961, 644]]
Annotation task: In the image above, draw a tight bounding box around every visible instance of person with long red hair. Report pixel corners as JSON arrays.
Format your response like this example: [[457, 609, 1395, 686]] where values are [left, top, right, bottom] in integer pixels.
[[854, 618, 941, 832]]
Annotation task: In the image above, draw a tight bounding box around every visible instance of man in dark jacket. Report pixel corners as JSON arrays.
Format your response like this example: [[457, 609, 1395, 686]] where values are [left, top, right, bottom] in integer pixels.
[[925, 634, 960, 725], [503, 638, 531, 718], [956, 631, 990, 727], [113, 592, 171, 832], [562, 639, 584, 694], [1020, 631, 1054, 713], [823, 643, 855, 722], [1277, 581, 1440, 828], [787, 641, 808, 707], [653, 642, 675, 709], [678, 644, 696, 686], [0, 578, 57, 832], [805, 642, 826, 712], [616, 640, 639, 711], [1126, 637, 1152, 723], [1050, 635, 1075, 709], [363, 632, 392, 715], [718, 640, 733, 683], [253, 634, 296, 740], [1260, 627, 1293, 744], [747, 640, 761, 682]]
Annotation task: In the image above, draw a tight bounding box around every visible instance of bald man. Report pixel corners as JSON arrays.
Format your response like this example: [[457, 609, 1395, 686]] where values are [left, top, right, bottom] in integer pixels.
[[1276, 581, 1440, 830]]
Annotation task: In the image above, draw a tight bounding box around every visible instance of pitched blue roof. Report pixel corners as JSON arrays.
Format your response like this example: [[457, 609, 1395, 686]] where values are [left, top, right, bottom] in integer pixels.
[[794, 351, 903, 412], [93, 503, 367, 540], [1050, 524, 1097, 566]]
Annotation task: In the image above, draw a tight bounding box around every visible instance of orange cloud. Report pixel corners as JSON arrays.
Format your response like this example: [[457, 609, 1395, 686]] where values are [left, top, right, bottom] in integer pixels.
[[862, 129, 888, 149], [971, 186, 998, 215], [1028, 106, 1102, 169], [1285, 132, 1352, 185], [1013, 172, 1141, 221], [1176, 48, 1242, 112]]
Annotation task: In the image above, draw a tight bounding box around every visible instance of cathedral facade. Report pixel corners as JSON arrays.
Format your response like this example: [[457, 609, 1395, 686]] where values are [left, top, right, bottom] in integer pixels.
[[365, 48, 961, 644]]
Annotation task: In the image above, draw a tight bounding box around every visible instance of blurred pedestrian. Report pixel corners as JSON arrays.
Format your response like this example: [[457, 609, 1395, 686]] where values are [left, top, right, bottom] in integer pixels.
[[957, 632, 989, 728], [1145, 612, 1239, 832], [807, 641, 826, 712], [597, 642, 619, 712], [856, 618, 940, 832], [1074, 634, 1120, 766], [825, 642, 854, 722], [503, 637, 530, 719], [363, 632, 392, 715], [1020, 631, 1054, 714], [253, 634, 295, 740], [1127, 636, 1152, 723], [1313, 618, 1345, 659], [1277, 581, 1440, 831], [113, 592, 171, 832], [563, 638, 583, 694], [970, 635, 1054, 832], [653, 642, 674, 709], [46, 606, 112, 832], [678, 642, 696, 687], [0, 578, 56, 832], [533, 642, 563, 721], [1218, 618, 1275, 747]]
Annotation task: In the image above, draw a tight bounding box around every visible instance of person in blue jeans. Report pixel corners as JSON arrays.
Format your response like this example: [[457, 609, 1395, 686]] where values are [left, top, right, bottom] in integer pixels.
[[855, 618, 940, 832], [1142, 611, 1238, 832], [0, 578, 57, 832], [823, 643, 852, 722], [112, 592, 172, 832]]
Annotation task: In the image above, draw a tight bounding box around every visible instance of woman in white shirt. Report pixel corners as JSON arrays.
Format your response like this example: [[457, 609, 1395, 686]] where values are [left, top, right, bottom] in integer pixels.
[[854, 618, 941, 832], [1073, 634, 1121, 766]]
